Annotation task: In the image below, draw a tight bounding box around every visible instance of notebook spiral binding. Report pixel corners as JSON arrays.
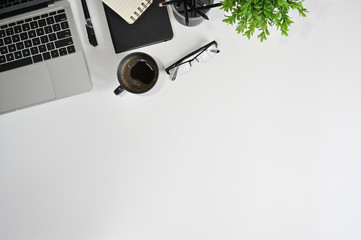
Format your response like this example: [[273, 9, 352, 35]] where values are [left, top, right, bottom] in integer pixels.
[[129, 0, 153, 24]]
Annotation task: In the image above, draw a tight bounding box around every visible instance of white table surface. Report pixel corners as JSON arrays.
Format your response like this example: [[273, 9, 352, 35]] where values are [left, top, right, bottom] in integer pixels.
[[1, 0, 361, 239]]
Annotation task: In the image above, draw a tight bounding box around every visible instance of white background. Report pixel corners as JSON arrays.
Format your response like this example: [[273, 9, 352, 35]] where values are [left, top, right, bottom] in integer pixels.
[[1, 0, 361, 239]]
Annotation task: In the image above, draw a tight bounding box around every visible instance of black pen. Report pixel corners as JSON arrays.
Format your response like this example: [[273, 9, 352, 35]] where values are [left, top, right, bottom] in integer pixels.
[[81, 0, 98, 47], [184, 1, 189, 26], [196, 3, 222, 10], [177, 3, 222, 14], [185, 0, 209, 20]]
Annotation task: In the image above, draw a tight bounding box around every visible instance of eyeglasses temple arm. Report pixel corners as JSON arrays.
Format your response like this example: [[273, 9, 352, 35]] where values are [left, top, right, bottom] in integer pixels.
[[171, 66, 179, 81]]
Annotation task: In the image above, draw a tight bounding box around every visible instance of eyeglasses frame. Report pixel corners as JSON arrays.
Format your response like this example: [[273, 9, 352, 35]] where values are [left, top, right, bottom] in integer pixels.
[[165, 40, 219, 79]]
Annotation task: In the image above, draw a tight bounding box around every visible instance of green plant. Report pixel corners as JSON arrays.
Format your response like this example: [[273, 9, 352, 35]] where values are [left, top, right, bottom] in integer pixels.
[[221, 0, 308, 42]]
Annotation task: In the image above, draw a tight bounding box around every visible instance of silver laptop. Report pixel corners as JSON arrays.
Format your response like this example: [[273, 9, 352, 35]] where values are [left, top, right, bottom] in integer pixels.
[[0, 0, 92, 114]]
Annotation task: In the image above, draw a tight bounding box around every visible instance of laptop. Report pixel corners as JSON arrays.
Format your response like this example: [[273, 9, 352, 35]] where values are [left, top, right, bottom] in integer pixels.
[[0, 0, 92, 115]]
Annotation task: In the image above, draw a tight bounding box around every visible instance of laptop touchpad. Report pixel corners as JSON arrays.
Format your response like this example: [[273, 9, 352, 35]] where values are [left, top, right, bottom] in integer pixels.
[[0, 63, 55, 113]]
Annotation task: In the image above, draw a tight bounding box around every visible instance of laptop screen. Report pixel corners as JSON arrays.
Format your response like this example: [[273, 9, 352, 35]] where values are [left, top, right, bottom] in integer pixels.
[[0, 0, 49, 18]]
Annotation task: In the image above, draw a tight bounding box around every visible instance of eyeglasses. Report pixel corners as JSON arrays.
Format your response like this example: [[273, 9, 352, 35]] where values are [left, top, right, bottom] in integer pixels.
[[165, 41, 220, 81]]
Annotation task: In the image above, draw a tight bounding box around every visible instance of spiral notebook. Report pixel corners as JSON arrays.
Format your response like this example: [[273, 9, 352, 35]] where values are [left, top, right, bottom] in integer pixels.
[[103, 0, 173, 53], [102, 0, 153, 24]]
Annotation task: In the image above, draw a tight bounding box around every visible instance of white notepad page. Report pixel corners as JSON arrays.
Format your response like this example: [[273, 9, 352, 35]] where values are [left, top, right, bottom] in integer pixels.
[[102, 0, 153, 24]]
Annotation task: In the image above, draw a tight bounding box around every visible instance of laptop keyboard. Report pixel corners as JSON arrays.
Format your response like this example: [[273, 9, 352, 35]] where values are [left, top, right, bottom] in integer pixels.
[[0, 8, 76, 72]]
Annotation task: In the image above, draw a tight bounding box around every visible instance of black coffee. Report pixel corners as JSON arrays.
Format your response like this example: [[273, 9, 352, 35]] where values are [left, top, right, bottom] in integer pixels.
[[115, 53, 159, 95], [130, 61, 155, 84]]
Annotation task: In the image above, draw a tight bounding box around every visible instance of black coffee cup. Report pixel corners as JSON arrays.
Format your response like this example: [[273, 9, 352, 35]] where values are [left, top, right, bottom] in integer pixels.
[[114, 52, 159, 95]]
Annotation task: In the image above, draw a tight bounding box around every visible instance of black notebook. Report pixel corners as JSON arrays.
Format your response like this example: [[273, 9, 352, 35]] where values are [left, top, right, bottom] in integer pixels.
[[103, 0, 174, 53]]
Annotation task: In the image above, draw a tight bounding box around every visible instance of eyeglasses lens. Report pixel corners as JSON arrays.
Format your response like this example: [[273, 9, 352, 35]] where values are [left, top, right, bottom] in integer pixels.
[[169, 62, 192, 79], [196, 44, 218, 62]]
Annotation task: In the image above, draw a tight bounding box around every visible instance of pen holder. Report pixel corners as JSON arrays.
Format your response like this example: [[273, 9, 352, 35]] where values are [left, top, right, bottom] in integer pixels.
[[171, 0, 214, 27]]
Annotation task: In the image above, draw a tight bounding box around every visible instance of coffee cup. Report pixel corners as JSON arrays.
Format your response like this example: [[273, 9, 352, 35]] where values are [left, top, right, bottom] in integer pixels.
[[114, 52, 159, 95]]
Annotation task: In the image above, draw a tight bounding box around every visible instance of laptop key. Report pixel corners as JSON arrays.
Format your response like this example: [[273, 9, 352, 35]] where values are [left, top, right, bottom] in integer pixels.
[[0, 57, 33, 72], [40, 35, 48, 44], [42, 52, 51, 60], [30, 21, 38, 29], [4, 36, 11, 44], [51, 49, 59, 58], [8, 44, 16, 52], [67, 45, 75, 54], [46, 17, 55, 25], [24, 40, 32, 48], [52, 23, 60, 32], [0, 46, 8, 54], [6, 27, 14, 36], [0, 55, 5, 63], [55, 13, 67, 23], [16, 42, 24, 50], [56, 29, 71, 39], [32, 37, 40, 46], [60, 21, 69, 30], [14, 25, 22, 33], [32, 54, 42, 63], [44, 26, 52, 34], [22, 23, 30, 31], [14, 51, 22, 59], [45, 42, 54, 51], [11, 34, 20, 42], [30, 47, 38, 55], [55, 37, 73, 48], [49, 33, 56, 41], [38, 19, 46, 27], [36, 28, 44, 36], [28, 30, 36, 38], [22, 49, 30, 57], [38, 44, 46, 53], [6, 53, 14, 61], [59, 47, 67, 56], [20, 32, 28, 40]]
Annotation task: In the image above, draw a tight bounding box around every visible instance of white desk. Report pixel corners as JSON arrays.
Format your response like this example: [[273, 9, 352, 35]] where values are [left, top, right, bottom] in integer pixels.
[[1, 1, 361, 239]]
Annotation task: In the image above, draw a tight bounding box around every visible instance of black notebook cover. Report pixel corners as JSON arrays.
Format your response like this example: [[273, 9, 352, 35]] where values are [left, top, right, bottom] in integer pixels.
[[103, 0, 174, 53]]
